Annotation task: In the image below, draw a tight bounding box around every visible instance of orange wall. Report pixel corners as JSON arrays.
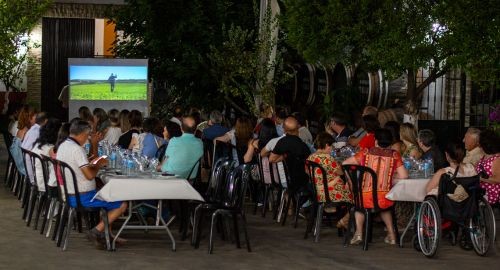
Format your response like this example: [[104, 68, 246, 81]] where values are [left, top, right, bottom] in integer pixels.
[[103, 19, 116, 56]]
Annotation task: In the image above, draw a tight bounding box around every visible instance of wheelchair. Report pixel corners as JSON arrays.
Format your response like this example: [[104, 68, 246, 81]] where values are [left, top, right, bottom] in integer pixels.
[[416, 175, 496, 258]]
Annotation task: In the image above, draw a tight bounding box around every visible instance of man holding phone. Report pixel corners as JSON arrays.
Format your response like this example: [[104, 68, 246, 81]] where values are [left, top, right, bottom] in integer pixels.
[[56, 120, 127, 249]]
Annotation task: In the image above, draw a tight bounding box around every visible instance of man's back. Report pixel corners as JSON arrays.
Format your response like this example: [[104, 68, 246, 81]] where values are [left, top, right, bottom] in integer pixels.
[[202, 124, 229, 140], [272, 134, 311, 191], [162, 133, 203, 178]]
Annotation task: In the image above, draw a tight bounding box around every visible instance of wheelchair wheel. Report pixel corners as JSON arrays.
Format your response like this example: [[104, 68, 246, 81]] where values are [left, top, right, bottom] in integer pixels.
[[469, 197, 496, 256], [417, 197, 441, 258]]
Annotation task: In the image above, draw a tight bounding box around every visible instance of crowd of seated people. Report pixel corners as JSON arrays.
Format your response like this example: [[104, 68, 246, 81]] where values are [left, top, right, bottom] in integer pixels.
[[3, 101, 500, 251]]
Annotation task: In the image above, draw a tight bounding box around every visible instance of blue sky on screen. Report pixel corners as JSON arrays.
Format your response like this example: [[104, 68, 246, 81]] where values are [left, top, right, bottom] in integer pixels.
[[70, 65, 147, 80]]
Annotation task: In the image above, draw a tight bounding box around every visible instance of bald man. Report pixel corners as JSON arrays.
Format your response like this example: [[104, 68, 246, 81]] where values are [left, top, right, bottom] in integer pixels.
[[270, 116, 311, 193], [161, 116, 203, 178]]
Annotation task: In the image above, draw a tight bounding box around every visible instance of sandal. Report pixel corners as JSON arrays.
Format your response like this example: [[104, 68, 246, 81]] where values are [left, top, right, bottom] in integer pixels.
[[384, 236, 396, 245], [350, 234, 363, 245]]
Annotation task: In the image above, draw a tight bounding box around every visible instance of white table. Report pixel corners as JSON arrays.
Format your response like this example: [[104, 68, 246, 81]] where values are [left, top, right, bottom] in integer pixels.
[[93, 176, 204, 250], [386, 178, 431, 247]]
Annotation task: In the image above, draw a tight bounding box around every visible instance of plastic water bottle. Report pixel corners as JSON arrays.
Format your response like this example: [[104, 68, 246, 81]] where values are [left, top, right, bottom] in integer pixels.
[[423, 160, 430, 178], [427, 159, 434, 176], [109, 150, 117, 169], [122, 154, 128, 172], [84, 142, 91, 155], [98, 142, 104, 157], [126, 158, 135, 175]]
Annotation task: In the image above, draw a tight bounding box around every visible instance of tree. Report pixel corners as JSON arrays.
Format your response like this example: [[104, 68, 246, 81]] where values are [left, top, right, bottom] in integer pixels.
[[280, 0, 500, 113], [0, 0, 51, 91], [207, 3, 290, 115], [110, 0, 257, 118]]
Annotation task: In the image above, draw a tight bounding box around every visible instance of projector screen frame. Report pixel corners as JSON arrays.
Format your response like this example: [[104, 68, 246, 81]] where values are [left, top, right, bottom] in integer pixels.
[[67, 57, 150, 119]]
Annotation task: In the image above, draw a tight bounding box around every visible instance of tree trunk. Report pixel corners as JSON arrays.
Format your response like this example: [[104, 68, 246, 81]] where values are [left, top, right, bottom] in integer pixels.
[[405, 69, 418, 114]]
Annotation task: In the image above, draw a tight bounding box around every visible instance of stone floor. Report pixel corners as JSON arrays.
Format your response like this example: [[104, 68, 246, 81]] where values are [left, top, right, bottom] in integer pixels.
[[0, 137, 499, 270]]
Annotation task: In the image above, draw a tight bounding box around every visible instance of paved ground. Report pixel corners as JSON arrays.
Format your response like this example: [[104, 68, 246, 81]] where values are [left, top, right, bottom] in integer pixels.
[[0, 137, 499, 270]]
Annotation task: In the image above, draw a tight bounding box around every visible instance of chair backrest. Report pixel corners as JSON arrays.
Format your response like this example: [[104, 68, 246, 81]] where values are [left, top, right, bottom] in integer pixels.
[[222, 164, 252, 209], [41, 154, 65, 202], [3, 132, 13, 151], [206, 157, 235, 202], [213, 140, 236, 164], [21, 147, 35, 184], [55, 159, 84, 209], [186, 156, 202, 185], [341, 164, 379, 210], [155, 143, 167, 162], [305, 160, 331, 204], [31, 151, 49, 193]]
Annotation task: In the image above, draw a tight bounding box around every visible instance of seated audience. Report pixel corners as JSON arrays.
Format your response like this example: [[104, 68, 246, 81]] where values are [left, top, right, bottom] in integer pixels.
[[357, 115, 380, 149], [169, 106, 183, 127], [161, 116, 203, 179], [293, 112, 313, 146], [103, 109, 122, 145], [22, 112, 48, 184], [275, 108, 287, 137], [343, 128, 408, 245], [118, 109, 130, 134], [202, 110, 229, 140], [418, 129, 447, 172], [136, 117, 165, 158], [400, 123, 421, 159], [326, 113, 353, 146], [270, 116, 311, 193], [384, 121, 404, 154], [32, 118, 61, 193], [476, 130, 500, 205], [118, 109, 142, 149], [307, 132, 352, 206], [56, 120, 127, 249], [78, 106, 94, 128], [215, 116, 253, 165], [348, 106, 378, 146], [425, 140, 476, 195], [244, 118, 279, 183], [462, 127, 485, 166]]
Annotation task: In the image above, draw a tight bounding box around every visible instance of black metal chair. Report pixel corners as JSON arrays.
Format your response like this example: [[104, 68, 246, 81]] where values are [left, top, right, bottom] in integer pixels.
[[21, 148, 38, 225], [192, 157, 236, 248], [3, 133, 16, 187], [37, 155, 60, 237], [208, 164, 252, 254], [253, 154, 280, 217], [341, 164, 400, 251], [55, 159, 111, 251], [155, 143, 167, 163], [304, 160, 350, 242], [29, 151, 50, 230], [179, 157, 202, 241]]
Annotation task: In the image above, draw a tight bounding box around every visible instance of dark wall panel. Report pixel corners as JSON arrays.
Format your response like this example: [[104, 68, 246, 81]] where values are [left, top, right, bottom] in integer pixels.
[[42, 18, 94, 121]]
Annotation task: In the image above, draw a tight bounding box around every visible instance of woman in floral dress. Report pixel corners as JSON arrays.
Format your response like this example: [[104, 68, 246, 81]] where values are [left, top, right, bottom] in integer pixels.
[[476, 130, 500, 204]]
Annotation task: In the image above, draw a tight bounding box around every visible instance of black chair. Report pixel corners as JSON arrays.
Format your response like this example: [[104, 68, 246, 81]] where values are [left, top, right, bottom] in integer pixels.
[[192, 157, 236, 248], [208, 164, 252, 254], [37, 154, 61, 236], [3, 133, 16, 187], [253, 154, 280, 217], [341, 164, 400, 250], [304, 160, 350, 242], [55, 159, 111, 251], [155, 143, 167, 162], [29, 151, 50, 230], [278, 160, 310, 228], [179, 157, 202, 241], [21, 148, 38, 225]]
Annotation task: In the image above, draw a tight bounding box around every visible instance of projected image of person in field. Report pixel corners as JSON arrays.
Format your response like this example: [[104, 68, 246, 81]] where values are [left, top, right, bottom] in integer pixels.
[[108, 73, 117, 92], [69, 66, 147, 100]]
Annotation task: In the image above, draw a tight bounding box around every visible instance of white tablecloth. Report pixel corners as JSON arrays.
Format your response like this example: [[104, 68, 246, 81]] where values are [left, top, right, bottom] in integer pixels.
[[93, 177, 205, 202], [385, 178, 431, 202]]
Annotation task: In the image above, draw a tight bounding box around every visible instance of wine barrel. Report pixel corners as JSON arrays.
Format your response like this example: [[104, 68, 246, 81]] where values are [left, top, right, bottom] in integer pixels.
[[352, 67, 389, 109], [294, 63, 315, 107], [310, 63, 333, 107]]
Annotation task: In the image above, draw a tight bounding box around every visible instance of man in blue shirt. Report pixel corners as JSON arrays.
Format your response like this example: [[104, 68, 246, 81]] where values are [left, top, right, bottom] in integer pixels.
[[202, 110, 229, 140], [161, 116, 203, 179]]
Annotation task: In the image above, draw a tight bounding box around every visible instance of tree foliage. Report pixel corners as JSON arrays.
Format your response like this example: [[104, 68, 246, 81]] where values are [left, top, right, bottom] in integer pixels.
[[280, 0, 500, 112], [0, 0, 51, 91], [208, 3, 290, 115], [110, 0, 257, 117]]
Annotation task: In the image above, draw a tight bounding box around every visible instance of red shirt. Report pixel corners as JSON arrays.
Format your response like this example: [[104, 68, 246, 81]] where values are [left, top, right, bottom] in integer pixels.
[[358, 132, 375, 149]]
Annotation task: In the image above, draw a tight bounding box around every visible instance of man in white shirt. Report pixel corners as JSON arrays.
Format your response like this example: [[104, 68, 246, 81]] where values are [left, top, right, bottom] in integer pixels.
[[57, 120, 127, 249], [463, 127, 485, 166], [21, 112, 47, 184]]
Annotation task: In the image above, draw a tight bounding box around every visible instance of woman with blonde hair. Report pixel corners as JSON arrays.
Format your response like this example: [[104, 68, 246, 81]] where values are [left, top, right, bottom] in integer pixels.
[[399, 122, 421, 159], [216, 116, 254, 165]]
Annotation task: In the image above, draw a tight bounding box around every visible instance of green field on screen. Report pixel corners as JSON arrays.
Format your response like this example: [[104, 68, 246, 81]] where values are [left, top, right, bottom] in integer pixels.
[[70, 82, 147, 100]]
